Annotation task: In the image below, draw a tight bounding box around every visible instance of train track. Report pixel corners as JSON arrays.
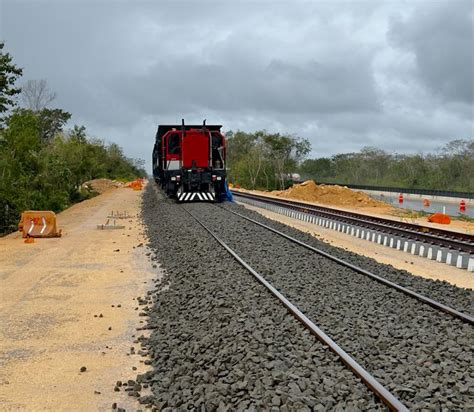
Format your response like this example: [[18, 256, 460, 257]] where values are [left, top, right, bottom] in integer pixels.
[[182, 205, 409, 411], [146, 185, 472, 410], [220, 206, 473, 325], [181, 201, 473, 410], [231, 190, 474, 255]]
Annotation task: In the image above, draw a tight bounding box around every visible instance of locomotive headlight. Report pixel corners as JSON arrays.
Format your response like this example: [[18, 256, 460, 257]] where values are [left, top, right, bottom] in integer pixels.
[[216, 176, 222, 181], [171, 176, 176, 181]]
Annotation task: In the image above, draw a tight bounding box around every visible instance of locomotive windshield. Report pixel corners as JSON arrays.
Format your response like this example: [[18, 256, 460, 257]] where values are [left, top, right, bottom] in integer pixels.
[[167, 132, 180, 155]]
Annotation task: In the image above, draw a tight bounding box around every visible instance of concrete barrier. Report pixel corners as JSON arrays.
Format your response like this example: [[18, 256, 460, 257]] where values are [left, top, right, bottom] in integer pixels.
[[468, 257, 474, 272]]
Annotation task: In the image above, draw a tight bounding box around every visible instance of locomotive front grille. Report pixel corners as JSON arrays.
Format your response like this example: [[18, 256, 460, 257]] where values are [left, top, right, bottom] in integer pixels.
[[177, 192, 216, 202]]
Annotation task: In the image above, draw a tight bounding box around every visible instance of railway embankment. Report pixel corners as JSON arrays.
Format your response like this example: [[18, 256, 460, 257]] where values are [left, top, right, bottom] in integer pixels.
[[134, 185, 384, 410], [120, 183, 473, 411]]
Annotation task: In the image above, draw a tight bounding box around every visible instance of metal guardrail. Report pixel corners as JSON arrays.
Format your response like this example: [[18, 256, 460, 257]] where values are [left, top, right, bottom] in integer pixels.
[[313, 182, 474, 199]]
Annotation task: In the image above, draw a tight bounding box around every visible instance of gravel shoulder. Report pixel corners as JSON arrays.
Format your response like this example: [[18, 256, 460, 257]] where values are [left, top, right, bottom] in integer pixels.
[[0, 187, 155, 411]]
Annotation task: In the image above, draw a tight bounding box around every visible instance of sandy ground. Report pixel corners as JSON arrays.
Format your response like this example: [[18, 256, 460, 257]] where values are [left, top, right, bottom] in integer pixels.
[[0, 187, 157, 411], [241, 203, 474, 290], [236, 189, 474, 235]]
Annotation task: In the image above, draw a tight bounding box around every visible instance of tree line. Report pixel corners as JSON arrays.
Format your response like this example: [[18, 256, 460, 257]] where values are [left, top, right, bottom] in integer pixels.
[[226, 130, 473, 193], [0, 42, 146, 234], [299, 141, 474, 192]]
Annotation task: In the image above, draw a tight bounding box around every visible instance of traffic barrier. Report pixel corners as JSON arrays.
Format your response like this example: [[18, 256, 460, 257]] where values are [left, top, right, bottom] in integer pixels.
[[18, 211, 62, 238]]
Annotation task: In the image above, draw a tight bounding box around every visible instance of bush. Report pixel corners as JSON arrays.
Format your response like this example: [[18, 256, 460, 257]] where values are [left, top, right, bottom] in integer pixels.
[[0, 109, 146, 235]]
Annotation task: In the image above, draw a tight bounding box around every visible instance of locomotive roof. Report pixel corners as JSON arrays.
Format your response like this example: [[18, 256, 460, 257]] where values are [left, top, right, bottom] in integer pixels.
[[157, 124, 222, 139]]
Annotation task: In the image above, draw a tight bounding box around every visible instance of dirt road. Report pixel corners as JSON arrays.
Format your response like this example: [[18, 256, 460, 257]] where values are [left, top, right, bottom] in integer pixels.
[[0, 187, 156, 411]]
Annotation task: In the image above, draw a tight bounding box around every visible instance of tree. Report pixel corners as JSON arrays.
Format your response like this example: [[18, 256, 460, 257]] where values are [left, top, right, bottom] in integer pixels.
[[0, 110, 41, 232], [0, 42, 23, 121], [299, 158, 333, 181], [263, 132, 310, 189], [69, 124, 87, 143], [226, 130, 310, 190], [38, 108, 71, 141], [21, 79, 57, 111]]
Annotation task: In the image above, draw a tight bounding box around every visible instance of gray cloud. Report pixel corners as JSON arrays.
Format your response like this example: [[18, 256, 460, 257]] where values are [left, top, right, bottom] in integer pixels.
[[389, 0, 474, 104], [1, 0, 472, 168], [111, 56, 378, 116]]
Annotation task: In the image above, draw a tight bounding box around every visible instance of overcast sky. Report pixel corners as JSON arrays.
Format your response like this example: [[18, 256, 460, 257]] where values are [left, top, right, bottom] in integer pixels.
[[1, 0, 473, 167]]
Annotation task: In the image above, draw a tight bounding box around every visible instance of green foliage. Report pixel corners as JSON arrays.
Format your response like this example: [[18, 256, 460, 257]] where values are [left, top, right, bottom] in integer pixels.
[[226, 130, 310, 190], [0, 109, 146, 234], [456, 213, 474, 223], [0, 43, 145, 235], [38, 108, 71, 140], [0, 42, 23, 119], [299, 140, 474, 192]]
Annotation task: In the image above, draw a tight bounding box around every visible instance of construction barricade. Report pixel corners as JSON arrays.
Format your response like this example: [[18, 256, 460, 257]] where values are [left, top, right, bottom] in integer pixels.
[[18, 211, 62, 238]]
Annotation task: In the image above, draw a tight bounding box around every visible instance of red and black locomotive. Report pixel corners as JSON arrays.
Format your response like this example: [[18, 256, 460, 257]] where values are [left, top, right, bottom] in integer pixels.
[[152, 120, 227, 202]]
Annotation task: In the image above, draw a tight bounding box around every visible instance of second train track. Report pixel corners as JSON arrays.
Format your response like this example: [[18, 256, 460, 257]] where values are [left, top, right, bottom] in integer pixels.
[[181, 199, 473, 411]]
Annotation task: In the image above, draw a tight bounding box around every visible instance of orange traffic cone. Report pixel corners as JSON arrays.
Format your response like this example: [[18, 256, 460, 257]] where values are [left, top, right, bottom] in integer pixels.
[[398, 193, 404, 204]]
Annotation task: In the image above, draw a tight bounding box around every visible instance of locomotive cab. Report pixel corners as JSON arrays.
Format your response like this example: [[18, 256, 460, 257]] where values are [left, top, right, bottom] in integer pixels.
[[152, 121, 227, 202]]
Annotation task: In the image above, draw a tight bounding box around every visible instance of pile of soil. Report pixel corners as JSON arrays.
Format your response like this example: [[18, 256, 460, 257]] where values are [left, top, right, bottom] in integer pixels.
[[273, 180, 390, 208], [82, 178, 123, 194]]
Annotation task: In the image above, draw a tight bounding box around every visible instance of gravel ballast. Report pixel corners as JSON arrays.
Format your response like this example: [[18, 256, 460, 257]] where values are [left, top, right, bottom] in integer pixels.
[[181, 201, 473, 411], [129, 185, 386, 411], [226, 201, 473, 314]]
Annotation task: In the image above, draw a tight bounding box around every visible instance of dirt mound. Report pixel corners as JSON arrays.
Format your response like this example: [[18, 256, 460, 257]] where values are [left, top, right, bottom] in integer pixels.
[[273, 180, 390, 208], [428, 213, 451, 225], [82, 179, 123, 194]]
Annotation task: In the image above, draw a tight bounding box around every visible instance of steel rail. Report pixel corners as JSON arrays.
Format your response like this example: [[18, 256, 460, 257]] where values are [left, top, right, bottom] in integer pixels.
[[223, 207, 474, 325], [231, 191, 474, 253], [182, 206, 409, 412]]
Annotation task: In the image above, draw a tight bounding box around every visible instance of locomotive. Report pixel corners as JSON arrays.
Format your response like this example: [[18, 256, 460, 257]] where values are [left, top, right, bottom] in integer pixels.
[[152, 120, 227, 202]]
